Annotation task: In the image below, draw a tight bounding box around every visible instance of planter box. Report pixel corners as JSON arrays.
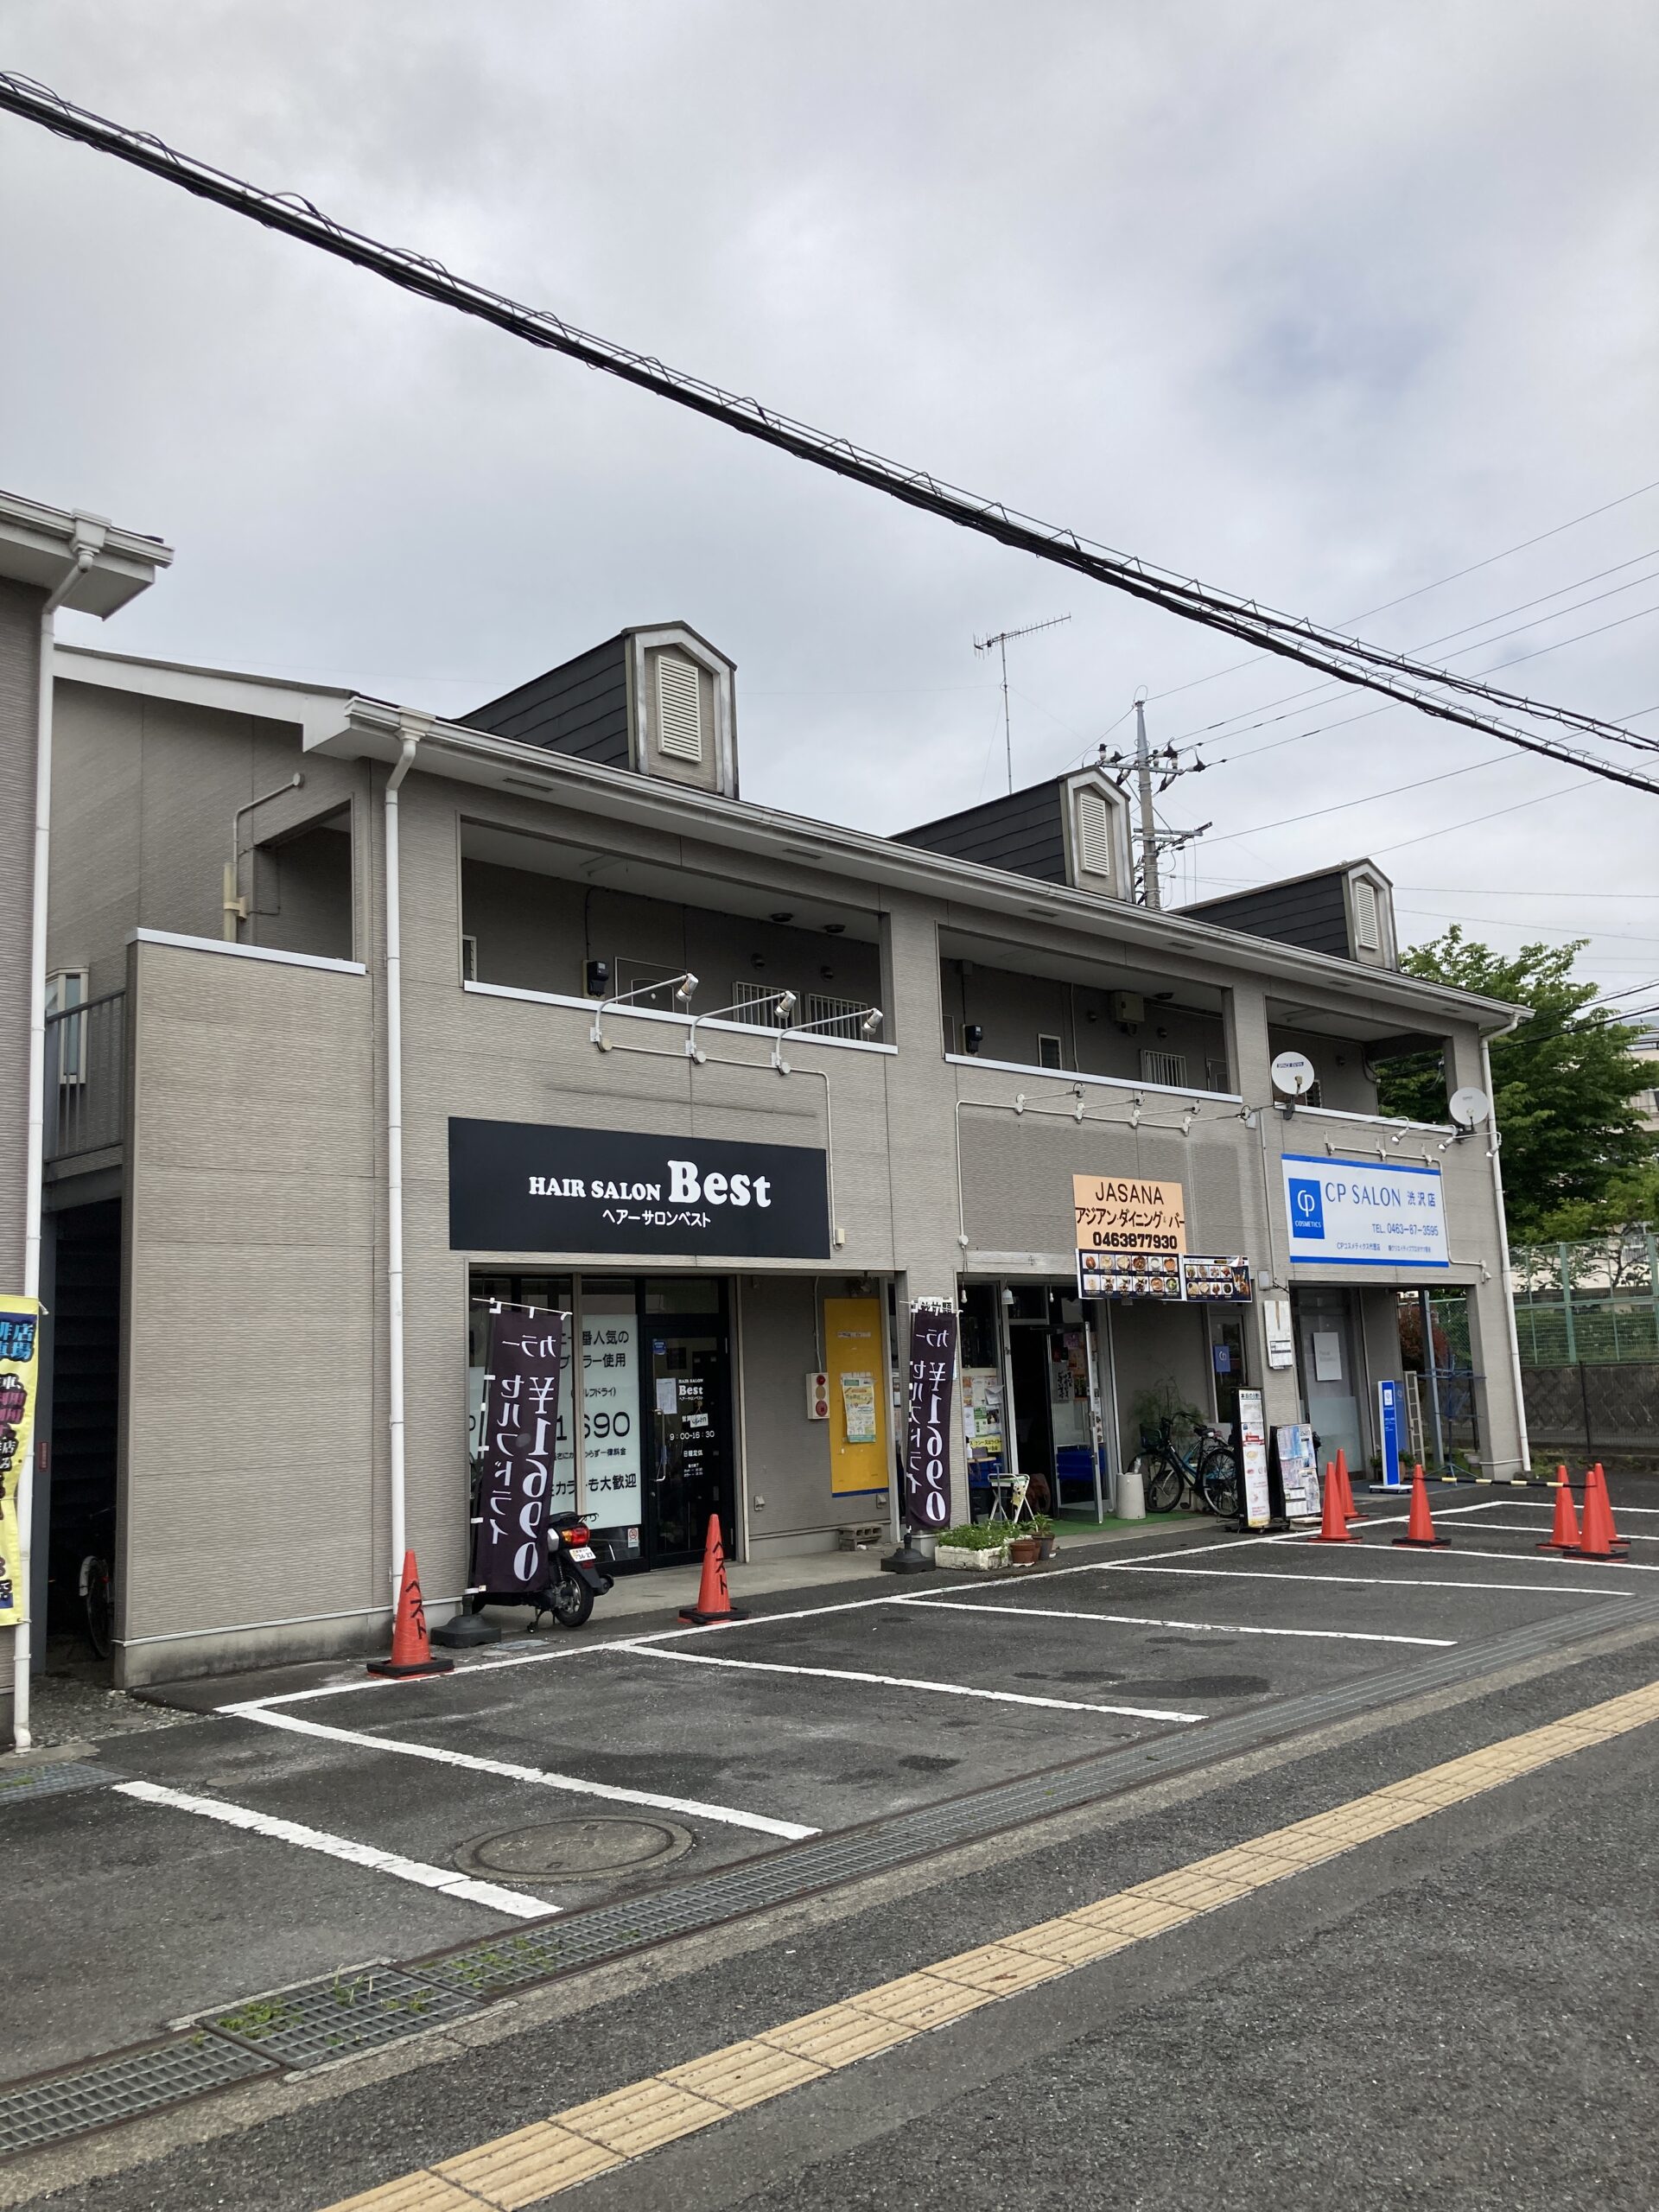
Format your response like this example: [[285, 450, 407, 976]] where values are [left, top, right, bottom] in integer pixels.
[[935, 1543, 1010, 1572]]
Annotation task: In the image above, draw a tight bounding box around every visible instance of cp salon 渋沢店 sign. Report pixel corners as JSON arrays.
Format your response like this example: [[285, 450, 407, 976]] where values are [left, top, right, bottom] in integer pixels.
[[448, 1119, 831, 1259], [1281, 1153, 1449, 1269]]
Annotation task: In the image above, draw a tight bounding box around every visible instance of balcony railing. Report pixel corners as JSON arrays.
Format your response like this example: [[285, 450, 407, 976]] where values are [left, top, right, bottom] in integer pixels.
[[45, 988, 127, 1162]]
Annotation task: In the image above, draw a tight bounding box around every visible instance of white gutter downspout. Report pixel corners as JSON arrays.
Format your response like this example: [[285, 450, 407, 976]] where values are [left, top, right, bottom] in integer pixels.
[[13, 526, 102, 1751], [384, 724, 423, 1597], [1482, 1027, 1531, 1478]]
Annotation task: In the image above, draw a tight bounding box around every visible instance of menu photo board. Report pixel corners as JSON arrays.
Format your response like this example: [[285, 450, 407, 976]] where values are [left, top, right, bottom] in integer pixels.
[[1275, 1422, 1321, 1520], [1077, 1250, 1255, 1305], [1077, 1249, 1184, 1301]]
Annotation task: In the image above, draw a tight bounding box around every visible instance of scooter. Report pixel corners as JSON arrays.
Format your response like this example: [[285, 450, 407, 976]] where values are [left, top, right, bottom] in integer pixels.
[[467, 1493, 614, 1631]]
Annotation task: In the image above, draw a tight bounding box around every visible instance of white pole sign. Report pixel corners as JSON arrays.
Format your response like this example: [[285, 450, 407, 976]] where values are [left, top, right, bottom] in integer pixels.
[[1281, 1154, 1450, 1270], [1236, 1388, 1271, 1529]]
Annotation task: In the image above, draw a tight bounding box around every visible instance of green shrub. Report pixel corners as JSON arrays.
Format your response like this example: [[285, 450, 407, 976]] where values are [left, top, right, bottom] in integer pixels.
[[938, 1523, 1007, 1550]]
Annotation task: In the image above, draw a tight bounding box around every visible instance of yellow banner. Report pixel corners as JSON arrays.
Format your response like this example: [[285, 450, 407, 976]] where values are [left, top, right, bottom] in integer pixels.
[[0, 1296, 41, 1628], [823, 1296, 891, 1496]]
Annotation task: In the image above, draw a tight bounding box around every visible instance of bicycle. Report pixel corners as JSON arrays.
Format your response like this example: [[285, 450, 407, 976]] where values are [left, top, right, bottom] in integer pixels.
[[1135, 1415, 1239, 1519]]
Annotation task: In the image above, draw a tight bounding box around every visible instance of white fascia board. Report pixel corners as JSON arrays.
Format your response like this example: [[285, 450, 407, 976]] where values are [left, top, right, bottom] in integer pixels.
[[0, 490, 172, 616], [56, 645, 355, 748], [316, 699, 1527, 1035]]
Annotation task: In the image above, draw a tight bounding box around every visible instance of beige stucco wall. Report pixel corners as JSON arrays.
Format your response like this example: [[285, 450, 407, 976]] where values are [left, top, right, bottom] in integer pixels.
[[65, 689, 1530, 1682]]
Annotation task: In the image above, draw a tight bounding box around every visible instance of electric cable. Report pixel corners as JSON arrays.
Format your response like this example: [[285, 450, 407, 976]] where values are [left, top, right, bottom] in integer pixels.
[[3, 68, 1656, 796]]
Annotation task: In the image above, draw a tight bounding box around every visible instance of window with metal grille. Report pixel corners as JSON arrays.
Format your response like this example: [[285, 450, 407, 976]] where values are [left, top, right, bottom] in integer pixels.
[[1076, 790, 1113, 879], [461, 934, 478, 982], [657, 655, 704, 762], [1205, 1055, 1230, 1094], [1038, 1033, 1063, 1069], [1140, 1048, 1188, 1088], [1353, 876, 1380, 950], [804, 992, 865, 1039], [943, 1014, 958, 1054], [731, 979, 791, 1026]]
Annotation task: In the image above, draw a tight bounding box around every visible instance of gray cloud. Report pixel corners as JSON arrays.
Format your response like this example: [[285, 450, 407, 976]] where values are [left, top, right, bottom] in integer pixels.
[[3, 1, 1656, 993]]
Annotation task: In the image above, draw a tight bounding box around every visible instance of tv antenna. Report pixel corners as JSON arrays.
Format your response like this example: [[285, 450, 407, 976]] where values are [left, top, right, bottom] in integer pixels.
[[974, 613, 1070, 793]]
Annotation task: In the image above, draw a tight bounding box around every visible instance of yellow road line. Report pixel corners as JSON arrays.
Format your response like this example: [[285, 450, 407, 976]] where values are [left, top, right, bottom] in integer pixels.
[[324, 1679, 1659, 2212]]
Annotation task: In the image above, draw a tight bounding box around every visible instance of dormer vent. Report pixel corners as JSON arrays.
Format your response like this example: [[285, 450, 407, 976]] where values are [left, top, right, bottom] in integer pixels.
[[657, 654, 704, 763], [1077, 789, 1113, 878]]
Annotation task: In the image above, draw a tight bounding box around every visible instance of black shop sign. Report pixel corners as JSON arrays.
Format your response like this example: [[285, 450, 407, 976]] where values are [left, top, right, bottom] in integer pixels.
[[448, 1118, 832, 1259]]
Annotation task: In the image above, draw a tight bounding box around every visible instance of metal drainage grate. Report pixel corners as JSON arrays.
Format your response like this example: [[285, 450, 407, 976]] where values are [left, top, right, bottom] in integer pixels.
[[0, 2034, 276, 2160], [420, 1581, 1659, 2001], [0, 1760, 121, 1808], [206, 1966, 479, 2070]]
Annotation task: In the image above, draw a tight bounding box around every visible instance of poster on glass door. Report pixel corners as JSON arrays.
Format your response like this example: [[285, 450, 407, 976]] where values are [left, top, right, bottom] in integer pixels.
[[577, 1298, 641, 1524]]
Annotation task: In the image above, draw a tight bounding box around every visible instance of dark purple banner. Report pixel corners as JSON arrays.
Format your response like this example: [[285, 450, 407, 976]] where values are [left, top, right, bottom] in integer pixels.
[[903, 1303, 957, 1531], [473, 1303, 568, 1594]]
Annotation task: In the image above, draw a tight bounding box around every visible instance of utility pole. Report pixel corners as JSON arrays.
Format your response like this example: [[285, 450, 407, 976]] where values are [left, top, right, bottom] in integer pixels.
[[1133, 700, 1161, 910], [1101, 697, 1211, 907], [974, 613, 1070, 793]]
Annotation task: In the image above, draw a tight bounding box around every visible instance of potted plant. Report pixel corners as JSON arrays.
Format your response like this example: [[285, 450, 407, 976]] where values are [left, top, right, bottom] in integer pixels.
[[1029, 1512, 1057, 1561], [1007, 1525, 1042, 1567], [934, 1522, 1011, 1572]]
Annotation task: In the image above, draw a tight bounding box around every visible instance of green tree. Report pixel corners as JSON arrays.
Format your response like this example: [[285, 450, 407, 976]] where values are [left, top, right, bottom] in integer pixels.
[[1376, 928, 1656, 1241]]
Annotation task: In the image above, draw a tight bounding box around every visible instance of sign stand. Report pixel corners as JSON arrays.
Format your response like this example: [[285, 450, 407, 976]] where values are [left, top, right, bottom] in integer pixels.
[[1230, 1389, 1275, 1532]]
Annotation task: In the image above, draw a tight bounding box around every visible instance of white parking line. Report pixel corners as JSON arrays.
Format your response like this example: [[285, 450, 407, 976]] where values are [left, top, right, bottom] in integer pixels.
[[1459, 1522, 1656, 1541], [1332, 1541, 1657, 1573], [111, 1780, 556, 1918], [1085, 1561, 1633, 1598], [620, 1643, 1205, 1724], [220, 1704, 819, 1840], [896, 1599, 1456, 1647], [1500, 1500, 1659, 1514]]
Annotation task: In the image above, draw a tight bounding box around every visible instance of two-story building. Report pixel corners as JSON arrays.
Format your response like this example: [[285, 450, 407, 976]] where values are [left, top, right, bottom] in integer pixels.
[[10, 499, 1532, 1700]]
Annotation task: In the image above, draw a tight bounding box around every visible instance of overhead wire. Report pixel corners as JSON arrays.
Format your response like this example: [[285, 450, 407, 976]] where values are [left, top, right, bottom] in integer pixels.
[[3, 69, 1657, 796]]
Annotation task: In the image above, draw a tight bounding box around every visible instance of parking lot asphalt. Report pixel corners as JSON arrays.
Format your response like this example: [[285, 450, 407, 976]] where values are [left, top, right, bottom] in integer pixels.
[[3, 1494, 1655, 2096]]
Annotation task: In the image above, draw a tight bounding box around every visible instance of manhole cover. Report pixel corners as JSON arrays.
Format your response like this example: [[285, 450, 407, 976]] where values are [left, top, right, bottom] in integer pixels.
[[454, 1816, 695, 1882]]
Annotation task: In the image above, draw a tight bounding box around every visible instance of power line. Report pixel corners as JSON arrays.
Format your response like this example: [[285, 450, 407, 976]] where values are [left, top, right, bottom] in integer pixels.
[[1161, 548, 1659, 753], [3, 69, 1658, 798], [1144, 476, 1659, 710]]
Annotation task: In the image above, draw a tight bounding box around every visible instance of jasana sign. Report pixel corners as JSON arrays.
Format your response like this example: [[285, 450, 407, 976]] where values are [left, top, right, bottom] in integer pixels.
[[449, 1119, 832, 1259]]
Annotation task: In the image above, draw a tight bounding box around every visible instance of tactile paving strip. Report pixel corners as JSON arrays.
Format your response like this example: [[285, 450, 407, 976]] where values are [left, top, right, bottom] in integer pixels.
[[419, 1581, 1659, 1999], [206, 1967, 480, 2070], [0, 2034, 276, 2159], [0, 1760, 120, 1808]]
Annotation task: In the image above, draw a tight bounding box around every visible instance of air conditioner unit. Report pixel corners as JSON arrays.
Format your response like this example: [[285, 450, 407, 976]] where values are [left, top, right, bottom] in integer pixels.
[[1109, 991, 1145, 1026]]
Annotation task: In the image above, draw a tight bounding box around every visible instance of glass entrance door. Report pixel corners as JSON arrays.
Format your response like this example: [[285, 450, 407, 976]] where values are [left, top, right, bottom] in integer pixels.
[[1293, 1288, 1365, 1475], [645, 1282, 734, 1565]]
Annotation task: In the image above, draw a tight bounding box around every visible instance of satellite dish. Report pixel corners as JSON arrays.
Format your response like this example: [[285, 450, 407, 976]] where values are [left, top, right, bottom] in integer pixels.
[[1448, 1085, 1491, 1130], [1270, 1050, 1318, 1099]]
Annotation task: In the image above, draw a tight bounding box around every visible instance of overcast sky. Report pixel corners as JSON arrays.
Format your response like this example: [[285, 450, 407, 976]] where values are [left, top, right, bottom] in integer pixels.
[[4, 3, 1657, 1007]]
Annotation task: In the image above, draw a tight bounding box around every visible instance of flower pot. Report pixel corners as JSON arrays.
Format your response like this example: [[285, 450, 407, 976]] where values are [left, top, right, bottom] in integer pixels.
[[1007, 1536, 1041, 1566], [1036, 1535, 1058, 1560], [935, 1542, 1010, 1572]]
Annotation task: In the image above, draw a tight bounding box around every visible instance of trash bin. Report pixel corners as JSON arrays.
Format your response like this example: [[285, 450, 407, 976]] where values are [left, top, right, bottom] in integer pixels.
[[1114, 1459, 1146, 1521]]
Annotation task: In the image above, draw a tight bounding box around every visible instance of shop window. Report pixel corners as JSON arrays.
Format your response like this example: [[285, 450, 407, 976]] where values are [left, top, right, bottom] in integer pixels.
[[1141, 1047, 1188, 1088], [958, 1283, 1001, 1370], [1038, 1033, 1063, 1069]]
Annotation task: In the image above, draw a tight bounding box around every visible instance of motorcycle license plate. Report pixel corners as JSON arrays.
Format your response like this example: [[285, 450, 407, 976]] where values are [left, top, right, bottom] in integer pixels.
[[569, 1545, 596, 1563]]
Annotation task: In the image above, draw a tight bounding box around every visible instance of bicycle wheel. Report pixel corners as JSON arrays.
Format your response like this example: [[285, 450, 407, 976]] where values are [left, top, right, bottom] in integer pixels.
[[1199, 1459, 1240, 1520], [1141, 1452, 1183, 1515]]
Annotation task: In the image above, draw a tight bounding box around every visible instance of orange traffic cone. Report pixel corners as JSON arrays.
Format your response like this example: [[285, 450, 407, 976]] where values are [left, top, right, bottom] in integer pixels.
[[679, 1514, 750, 1624], [1392, 1465, 1449, 1548], [1567, 1463, 1629, 1560], [1310, 1462, 1357, 1544], [368, 1552, 454, 1676], [1334, 1449, 1366, 1522], [1536, 1466, 1580, 1554]]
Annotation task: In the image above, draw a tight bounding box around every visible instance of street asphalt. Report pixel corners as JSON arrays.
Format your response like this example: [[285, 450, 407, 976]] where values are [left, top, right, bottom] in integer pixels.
[[2, 1487, 1655, 2210]]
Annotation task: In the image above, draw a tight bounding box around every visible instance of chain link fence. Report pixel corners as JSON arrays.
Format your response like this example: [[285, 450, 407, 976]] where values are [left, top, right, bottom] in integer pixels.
[[1522, 1362, 1659, 1463]]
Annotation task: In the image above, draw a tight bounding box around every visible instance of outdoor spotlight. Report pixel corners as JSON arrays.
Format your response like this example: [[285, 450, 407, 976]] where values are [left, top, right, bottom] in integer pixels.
[[676, 973, 697, 1001], [775, 989, 798, 1020], [861, 1007, 883, 1037]]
